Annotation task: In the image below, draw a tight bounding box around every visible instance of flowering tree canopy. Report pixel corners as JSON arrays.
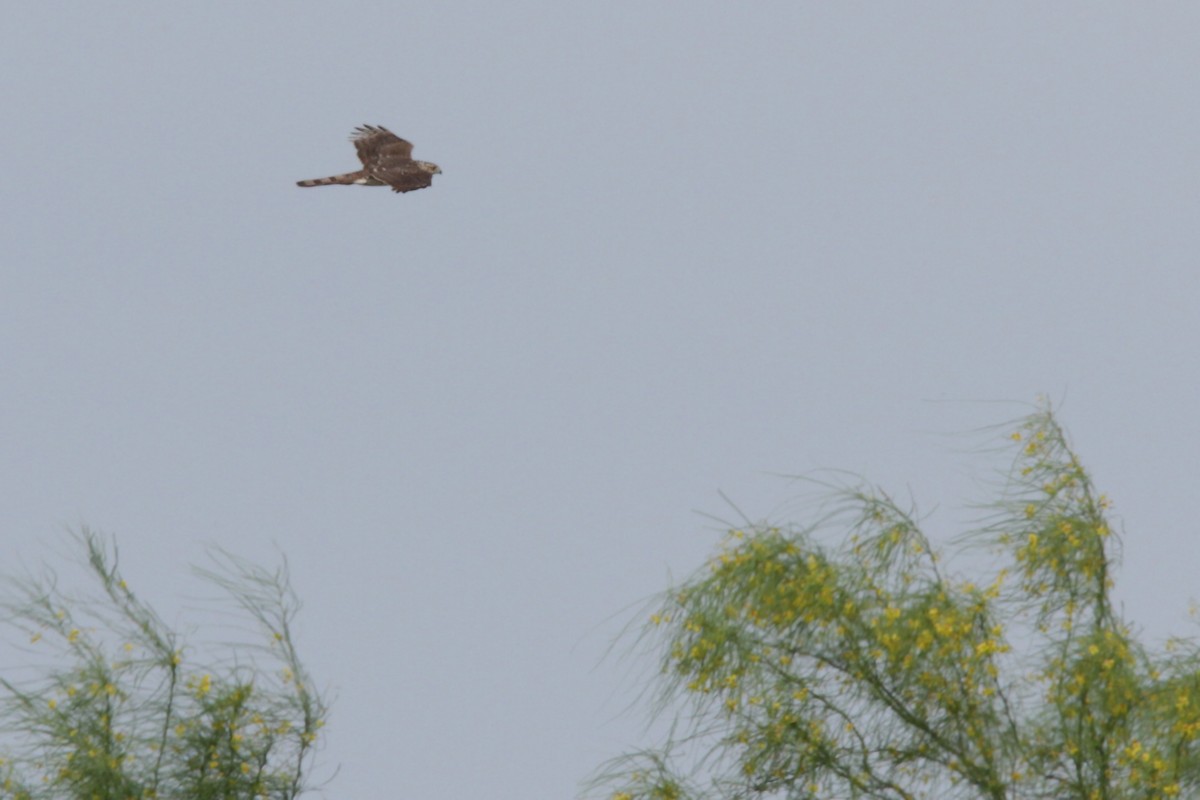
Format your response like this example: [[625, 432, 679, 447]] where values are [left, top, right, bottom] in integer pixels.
[[595, 405, 1197, 800], [0, 532, 327, 800]]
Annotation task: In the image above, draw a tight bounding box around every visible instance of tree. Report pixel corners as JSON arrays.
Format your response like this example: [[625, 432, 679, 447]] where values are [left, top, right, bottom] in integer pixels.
[[0, 531, 327, 800], [594, 404, 1199, 800]]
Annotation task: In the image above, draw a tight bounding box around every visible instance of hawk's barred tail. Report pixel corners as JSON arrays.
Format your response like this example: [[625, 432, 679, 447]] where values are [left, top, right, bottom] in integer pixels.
[[296, 172, 362, 188]]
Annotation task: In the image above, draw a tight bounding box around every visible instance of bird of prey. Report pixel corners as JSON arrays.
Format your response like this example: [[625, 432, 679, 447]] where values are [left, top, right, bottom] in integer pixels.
[[297, 125, 441, 193]]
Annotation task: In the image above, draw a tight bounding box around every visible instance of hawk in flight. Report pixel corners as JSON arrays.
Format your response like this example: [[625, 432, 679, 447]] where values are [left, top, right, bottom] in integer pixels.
[[297, 125, 442, 193]]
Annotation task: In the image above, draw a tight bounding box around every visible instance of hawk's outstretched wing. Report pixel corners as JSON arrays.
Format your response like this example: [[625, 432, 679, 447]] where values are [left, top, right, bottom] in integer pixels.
[[351, 125, 413, 167]]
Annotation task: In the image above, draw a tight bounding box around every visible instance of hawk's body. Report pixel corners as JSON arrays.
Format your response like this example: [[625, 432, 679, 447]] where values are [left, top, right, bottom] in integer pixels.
[[297, 125, 441, 194]]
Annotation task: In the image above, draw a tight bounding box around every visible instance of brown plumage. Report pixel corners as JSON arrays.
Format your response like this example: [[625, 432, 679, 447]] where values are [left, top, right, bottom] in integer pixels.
[[297, 125, 441, 194]]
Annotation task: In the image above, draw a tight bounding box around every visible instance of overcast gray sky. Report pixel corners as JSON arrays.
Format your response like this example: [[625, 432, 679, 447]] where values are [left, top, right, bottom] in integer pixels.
[[3, 3, 1199, 799]]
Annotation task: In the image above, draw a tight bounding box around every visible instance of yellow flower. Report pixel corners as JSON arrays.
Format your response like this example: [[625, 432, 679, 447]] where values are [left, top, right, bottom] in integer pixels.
[[67, 629, 81, 644]]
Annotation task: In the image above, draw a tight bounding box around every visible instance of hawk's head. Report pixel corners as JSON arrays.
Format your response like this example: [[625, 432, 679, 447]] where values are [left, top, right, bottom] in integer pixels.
[[417, 161, 442, 175]]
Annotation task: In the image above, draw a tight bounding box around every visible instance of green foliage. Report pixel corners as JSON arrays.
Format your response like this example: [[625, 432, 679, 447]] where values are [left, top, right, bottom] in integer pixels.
[[0, 531, 327, 800], [595, 404, 1198, 800]]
